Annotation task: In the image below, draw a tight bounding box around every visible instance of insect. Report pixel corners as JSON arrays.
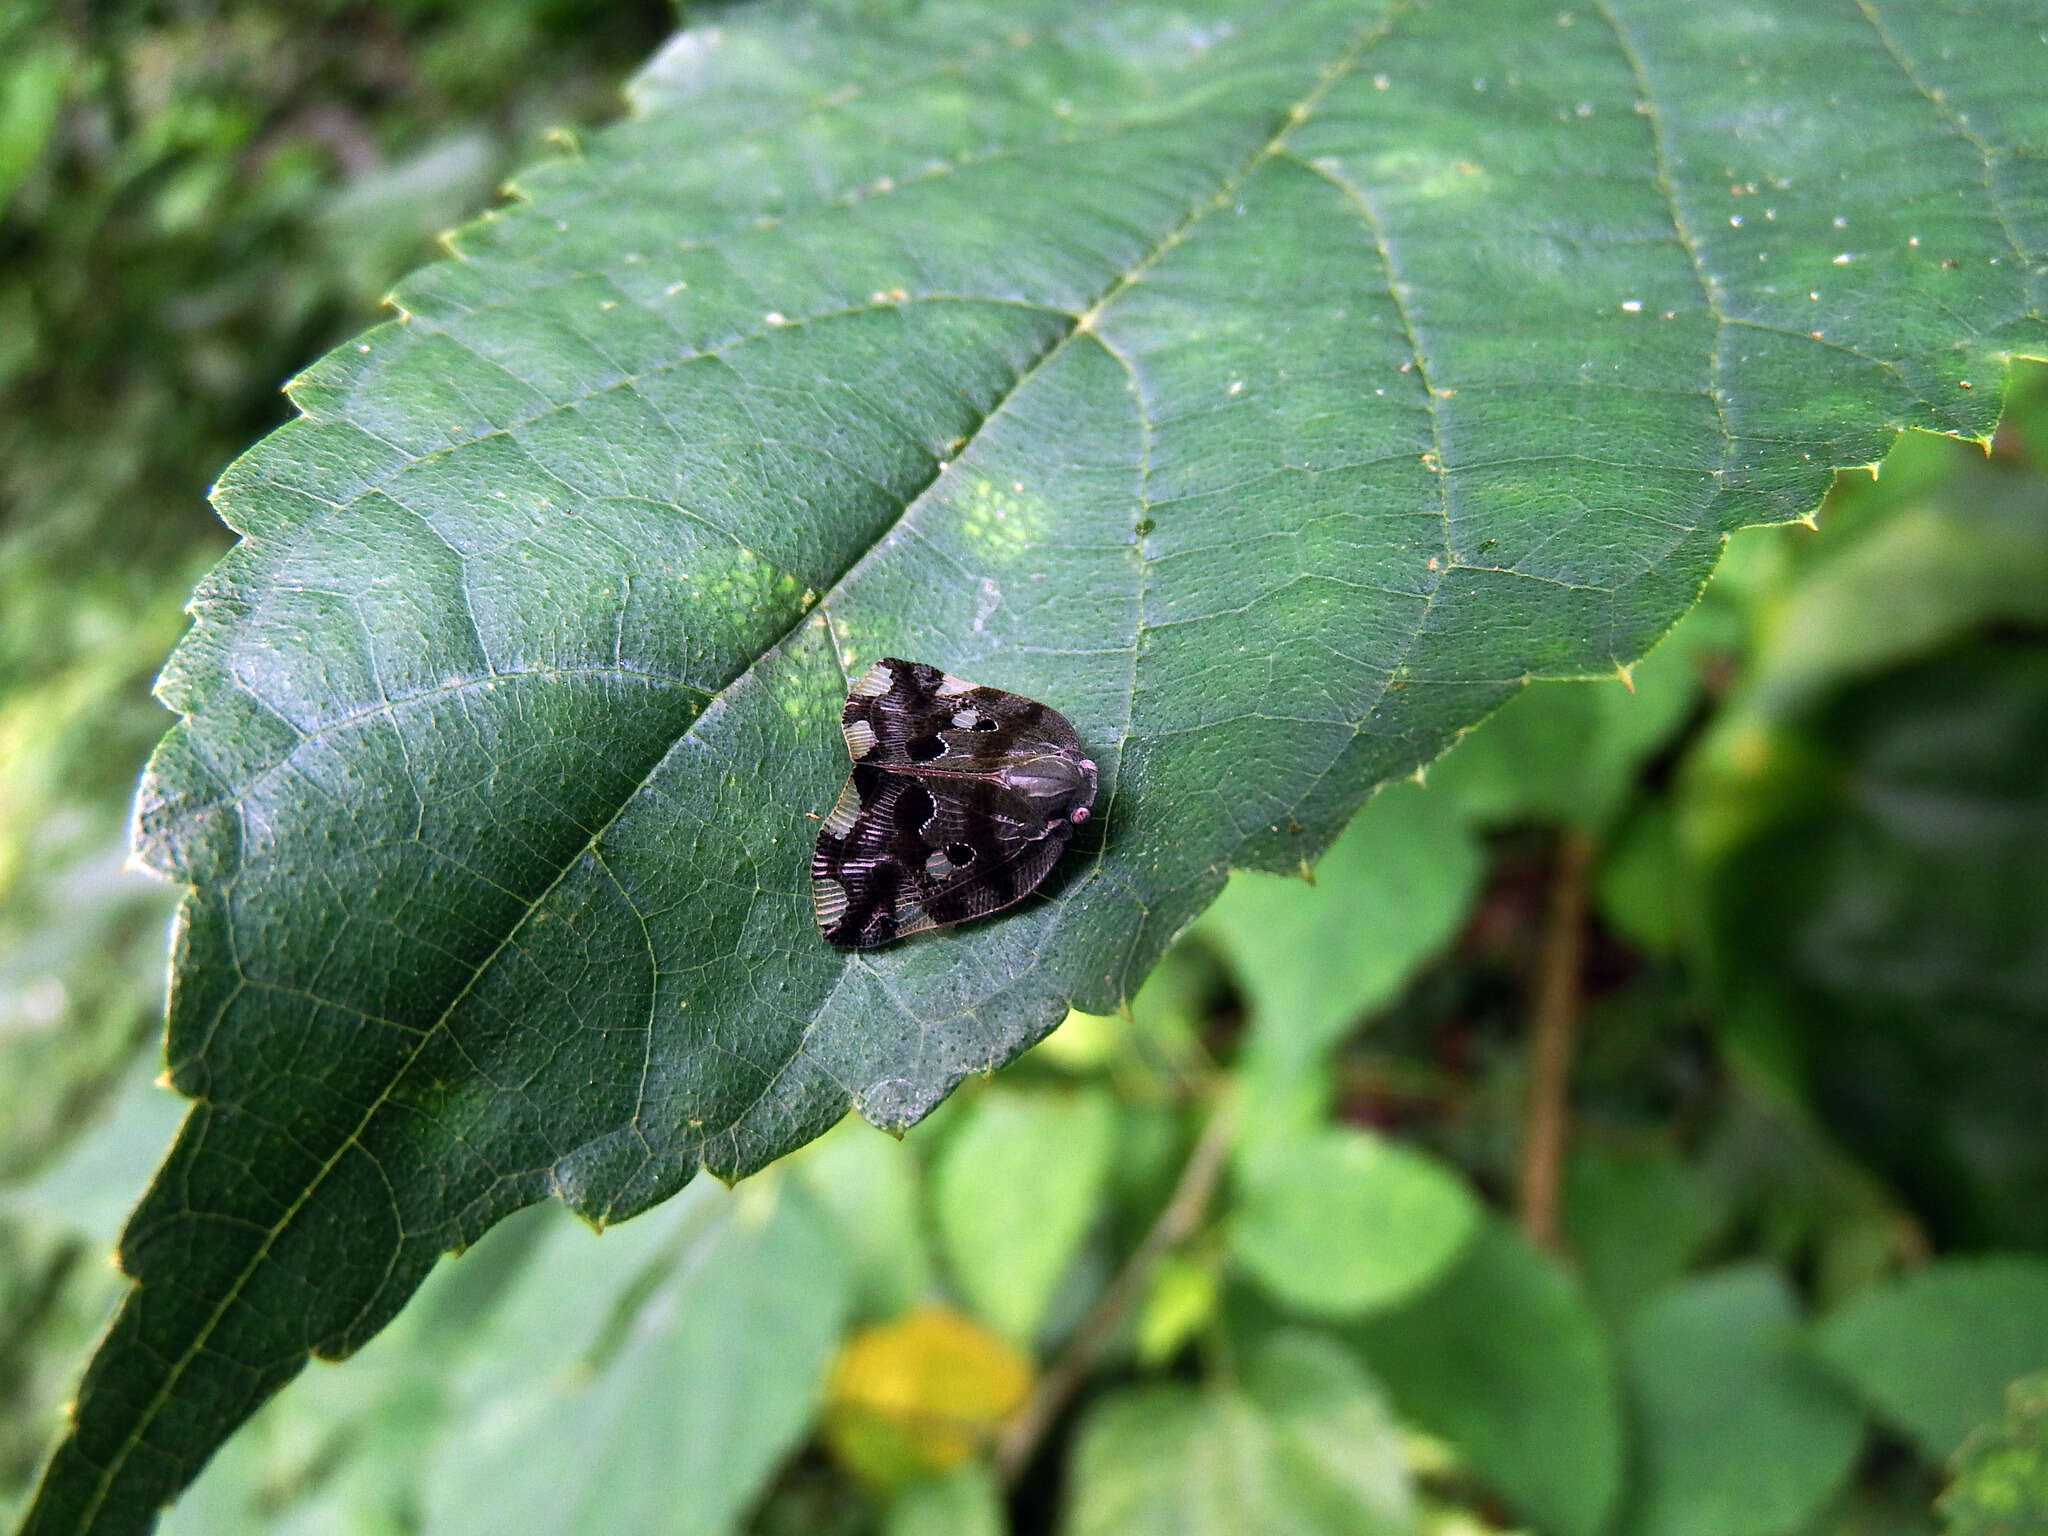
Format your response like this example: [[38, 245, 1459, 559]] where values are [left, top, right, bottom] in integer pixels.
[[811, 657, 1098, 948]]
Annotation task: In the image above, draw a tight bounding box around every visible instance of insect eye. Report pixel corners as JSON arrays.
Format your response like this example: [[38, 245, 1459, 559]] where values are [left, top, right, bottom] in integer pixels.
[[973, 718, 1001, 732], [945, 842, 977, 866]]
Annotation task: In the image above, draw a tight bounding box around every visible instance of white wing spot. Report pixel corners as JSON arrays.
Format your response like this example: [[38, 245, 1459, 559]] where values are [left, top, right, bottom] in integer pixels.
[[822, 777, 864, 836], [850, 661, 895, 698], [812, 876, 849, 923]]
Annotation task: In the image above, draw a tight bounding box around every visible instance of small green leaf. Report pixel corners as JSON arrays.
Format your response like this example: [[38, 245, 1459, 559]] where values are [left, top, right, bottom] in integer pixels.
[[1564, 1140, 1721, 1321], [1204, 778, 1483, 1088], [1595, 800, 1689, 957], [1232, 1127, 1477, 1318], [1429, 631, 1705, 834], [1348, 1219, 1622, 1536], [1618, 1267, 1863, 1536], [1815, 1257, 2048, 1463], [886, 1463, 1006, 1536], [793, 1114, 934, 1321], [1245, 1331, 1416, 1536], [1940, 1368, 2048, 1536], [932, 1087, 1115, 1343], [1065, 1330, 1413, 1536]]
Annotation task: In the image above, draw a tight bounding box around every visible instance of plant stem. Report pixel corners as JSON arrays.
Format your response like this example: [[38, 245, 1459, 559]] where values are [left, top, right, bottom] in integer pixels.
[[994, 1089, 1236, 1486], [1517, 827, 1594, 1253]]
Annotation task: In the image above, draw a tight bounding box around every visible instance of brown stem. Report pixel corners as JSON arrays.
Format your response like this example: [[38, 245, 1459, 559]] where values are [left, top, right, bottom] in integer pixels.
[[1517, 828, 1594, 1254], [994, 1091, 1236, 1486]]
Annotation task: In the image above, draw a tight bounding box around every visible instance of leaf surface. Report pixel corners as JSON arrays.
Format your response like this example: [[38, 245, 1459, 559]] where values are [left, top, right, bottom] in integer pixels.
[[1815, 1257, 2048, 1461], [1348, 1220, 1623, 1536], [1617, 1267, 1863, 1536], [932, 1085, 1116, 1342], [1065, 1330, 1413, 1536], [25, 0, 2046, 1529], [1231, 1128, 1478, 1317]]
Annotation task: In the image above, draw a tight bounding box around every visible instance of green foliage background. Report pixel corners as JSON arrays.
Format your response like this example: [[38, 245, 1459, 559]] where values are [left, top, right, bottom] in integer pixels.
[[3, 2, 2045, 1534]]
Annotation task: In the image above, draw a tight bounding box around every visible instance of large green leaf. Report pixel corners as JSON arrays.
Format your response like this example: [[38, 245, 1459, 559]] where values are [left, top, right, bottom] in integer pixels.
[[1617, 1267, 1863, 1536], [1065, 1329, 1414, 1536], [420, 1185, 849, 1536], [1230, 1127, 1478, 1318], [25, 0, 2045, 1529], [1814, 1257, 2048, 1462], [1202, 777, 1484, 1135], [930, 1085, 1116, 1342], [1347, 1219, 1623, 1536], [1685, 425, 2048, 1251]]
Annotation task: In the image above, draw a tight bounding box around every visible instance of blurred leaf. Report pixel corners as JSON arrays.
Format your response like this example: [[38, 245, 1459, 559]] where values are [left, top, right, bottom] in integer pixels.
[[316, 133, 500, 305], [156, 1190, 693, 1535], [1697, 639, 2048, 1250], [1204, 779, 1483, 1134], [1031, 1009, 1124, 1074], [424, 1183, 850, 1536], [1348, 1219, 1622, 1536], [153, 1178, 848, 1536], [0, 44, 67, 213], [933, 1087, 1116, 1343], [1247, 1331, 1415, 1535], [1815, 1258, 2048, 1463], [0, 1066, 185, 1522], [1065, 1330, 1412, 1536], [1123, 939, 1235, 1088], [1939, 1368, 2048, 1536], [3, 1062, 186, 1256], [1692, 1088, 1913, 1315], [32, 0, 2048, 1523], [1618, 1267, 1863, 1536], [885, 1462, 1006, 1536], [1743, 433, 2048, 718], [1564, 1139, 1721, 1322], [1138, 1252, 1222, 1367], [1681, 411, 2048, 1252], [794, 1114, 934, 1321], [0, 565, 194, 1184], [1231, 1128, 1477, 1319], [1429, 617, 1707, 834], [825, 1306, 1032, 1489], [1595, 800, 1689, 958]]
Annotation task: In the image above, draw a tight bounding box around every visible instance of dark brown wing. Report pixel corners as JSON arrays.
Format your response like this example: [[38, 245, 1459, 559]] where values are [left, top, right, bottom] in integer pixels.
[[839, 657, 1083, 777], [811, 761, 1073, 949]]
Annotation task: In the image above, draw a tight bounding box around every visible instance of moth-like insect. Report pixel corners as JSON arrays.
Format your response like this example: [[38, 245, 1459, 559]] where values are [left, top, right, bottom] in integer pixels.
[[811, 657, 1097, 948]]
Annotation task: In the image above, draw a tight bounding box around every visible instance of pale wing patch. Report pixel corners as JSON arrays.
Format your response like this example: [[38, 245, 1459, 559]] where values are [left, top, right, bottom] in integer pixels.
[[812, 875, 850, 925], [924, 849, 957, 878], [893, 899, 936, 936], [849, 661, 895, 699], [934, 673, 976, 697], [821, 775, 864, 837], [843, 718, 879, 758]]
